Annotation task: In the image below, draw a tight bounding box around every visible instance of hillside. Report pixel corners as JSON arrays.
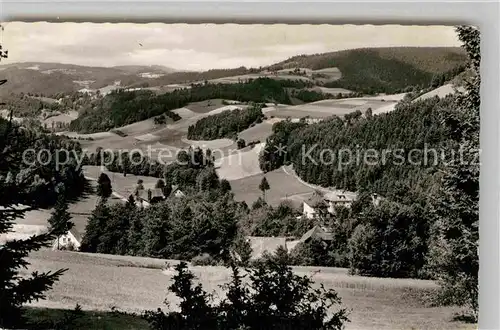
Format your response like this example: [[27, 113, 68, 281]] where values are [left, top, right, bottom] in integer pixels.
[[267, 47, 467, 94]]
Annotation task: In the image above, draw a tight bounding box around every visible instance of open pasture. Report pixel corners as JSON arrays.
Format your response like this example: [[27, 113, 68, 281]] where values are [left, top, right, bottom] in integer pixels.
[[215, 143, 265, 181], [24, 250, 471, 330], [237, 121, 274, 143], [83, 166, 160, 199], [229, 166, 315, 207], [267, 97, 400, 119], [414, 84, 464, 102]]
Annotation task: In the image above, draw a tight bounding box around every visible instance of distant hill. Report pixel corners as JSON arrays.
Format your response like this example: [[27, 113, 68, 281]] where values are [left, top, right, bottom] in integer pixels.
[[267, 47, 467, 94], [0, 62, 251, 96], [0, 62, 178, 96]]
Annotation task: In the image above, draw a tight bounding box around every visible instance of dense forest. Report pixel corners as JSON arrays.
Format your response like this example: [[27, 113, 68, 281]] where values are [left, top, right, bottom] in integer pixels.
[[81, 191, 245, 261], [70, 78, 292, 133], [260, 95, 454, 202], [270, 47, 467, 94], [1, 93, 63, 117], [187, 104, 264, 140], [0, 117, 86, 207]]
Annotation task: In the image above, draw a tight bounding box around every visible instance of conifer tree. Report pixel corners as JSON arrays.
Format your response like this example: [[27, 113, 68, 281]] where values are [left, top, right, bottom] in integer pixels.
[[47, 185, 74, 250], [259, 176, 270, 201], [428, 25, 480, 319], [0, 46, 66, 326]]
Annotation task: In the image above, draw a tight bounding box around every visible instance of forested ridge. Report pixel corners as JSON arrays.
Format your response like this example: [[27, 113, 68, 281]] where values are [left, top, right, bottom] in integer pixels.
[[70, 78, 292, 133], [270, 47, 467, 94], [260, 95, 455, 202], [0, 117, 86, 207]]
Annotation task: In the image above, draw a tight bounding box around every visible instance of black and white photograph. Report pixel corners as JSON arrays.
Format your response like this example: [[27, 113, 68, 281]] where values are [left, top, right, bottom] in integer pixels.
[[0, 22, 479, 330]]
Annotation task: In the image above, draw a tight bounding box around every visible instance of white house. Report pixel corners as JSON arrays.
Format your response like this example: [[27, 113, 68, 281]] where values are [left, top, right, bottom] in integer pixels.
[[302, 191, 355, 219], [53, 228, 82, 251]]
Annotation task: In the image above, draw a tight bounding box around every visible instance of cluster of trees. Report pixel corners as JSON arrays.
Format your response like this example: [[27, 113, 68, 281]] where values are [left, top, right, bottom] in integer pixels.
[[81, 191, 246, 261], [70, 78, 292, 133], [187, 104, 264, 140], [238, 199, 311, 238], [1, 93, 62, 117], [86, 147, 226, 193], [144, 259, 349, 330]]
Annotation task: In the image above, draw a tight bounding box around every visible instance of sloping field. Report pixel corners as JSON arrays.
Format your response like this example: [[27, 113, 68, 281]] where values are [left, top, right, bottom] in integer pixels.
[[316, 87, 353, 95], [115, 117, 158, 136], [229, 167, 315, 207], [185, 99, 232, 113], [134, 133, 160, 142], [24, 250, 470, 330], [181, 137, 234, 150], [57, 131, 118, 140], [215, 143, 264, 181], [171, 107, 197, 119], [83, 166, 159, 199], [166, 104, 248, 134], [362, 93, 407, 101], [238, 122, 274, 143], [267, 96, 402, 119], [42, 110, 79, 126], [207, 73, 312, 84], [414, 84, 464, 102]]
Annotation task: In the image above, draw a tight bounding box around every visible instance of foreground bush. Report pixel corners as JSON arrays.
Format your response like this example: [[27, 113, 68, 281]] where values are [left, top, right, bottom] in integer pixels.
[[143, 259, 349, 330]]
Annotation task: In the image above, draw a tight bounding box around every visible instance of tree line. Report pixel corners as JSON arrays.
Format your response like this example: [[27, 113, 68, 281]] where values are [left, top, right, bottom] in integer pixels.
[[187, 104, 264, 140]]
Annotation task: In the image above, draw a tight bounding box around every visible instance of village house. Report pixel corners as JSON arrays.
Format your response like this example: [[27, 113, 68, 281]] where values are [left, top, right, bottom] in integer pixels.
[[302, 191, 383, 219], [135, 185, 185, 207], [53, 228, 82, 251], [302, 191, 355, 219]]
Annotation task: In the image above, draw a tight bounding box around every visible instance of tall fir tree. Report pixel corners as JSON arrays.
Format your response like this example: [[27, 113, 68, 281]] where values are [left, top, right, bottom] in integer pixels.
[[428, 25, 480, 319], [0, 44, 66, 327], [259, 176, 270, 201], [48, 184, 74, 250], [96, 172, 112, 201]]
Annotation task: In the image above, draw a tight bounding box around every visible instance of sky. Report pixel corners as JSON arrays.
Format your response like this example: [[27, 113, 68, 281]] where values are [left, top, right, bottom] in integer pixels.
[[1, 23, 461, 71]]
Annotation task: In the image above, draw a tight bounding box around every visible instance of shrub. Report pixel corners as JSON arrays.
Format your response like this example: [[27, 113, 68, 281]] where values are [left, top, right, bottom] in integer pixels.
[[144, 260, 349, 330], [191, 253, 218, 266]]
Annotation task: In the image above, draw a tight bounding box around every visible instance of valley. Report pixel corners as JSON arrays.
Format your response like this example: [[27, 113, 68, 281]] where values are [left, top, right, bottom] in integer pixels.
[[0, 26, 479, 330]]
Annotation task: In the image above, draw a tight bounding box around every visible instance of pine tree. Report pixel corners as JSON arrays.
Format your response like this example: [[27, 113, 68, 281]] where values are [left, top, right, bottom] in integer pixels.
[[0, 58, 66, 326], [80, 200, 111, 253], [258, 176, 270, 201], [48, 186, 74, 250], [428, 25, 480, 319], [96, 172, 112, 200], [126, 194, 136, 209]]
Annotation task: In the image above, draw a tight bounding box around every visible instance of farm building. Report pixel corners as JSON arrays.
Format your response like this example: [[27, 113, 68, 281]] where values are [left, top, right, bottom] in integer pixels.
[[299, 225, 333, 244], [286, 225, 333, 251], [303, 191, 383, 219], [136, 188, 165, 205], [170, 185, 185, 198], [135, 186, 185, 206], [302, 191, 355, 219], [53, 228, 82, 251]]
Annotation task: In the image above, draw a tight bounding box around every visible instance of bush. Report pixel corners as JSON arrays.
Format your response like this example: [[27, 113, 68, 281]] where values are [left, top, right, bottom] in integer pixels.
[[191, 253, 218, 266], [236, 139, 246, 149], [144, 260, 349, 330]]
